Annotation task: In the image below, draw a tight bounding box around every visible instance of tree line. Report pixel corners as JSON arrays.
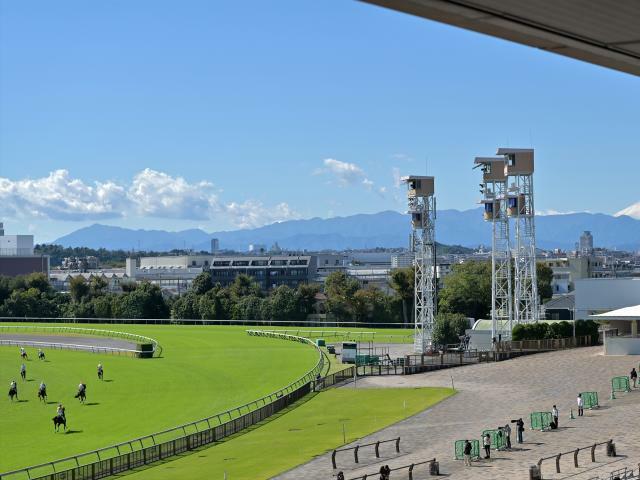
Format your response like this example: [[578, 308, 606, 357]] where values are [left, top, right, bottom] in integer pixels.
[[0, 260, 555, 347]]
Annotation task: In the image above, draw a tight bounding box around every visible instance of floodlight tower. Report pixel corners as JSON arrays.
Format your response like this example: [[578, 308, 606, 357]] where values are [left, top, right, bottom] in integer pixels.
[[500, 148, 539, 325], [403, 176, 436, 353], [474, 157, 513, 340]]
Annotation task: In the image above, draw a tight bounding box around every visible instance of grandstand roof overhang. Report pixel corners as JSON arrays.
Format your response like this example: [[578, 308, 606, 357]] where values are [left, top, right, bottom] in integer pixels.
[[360, 0, 640, 77]]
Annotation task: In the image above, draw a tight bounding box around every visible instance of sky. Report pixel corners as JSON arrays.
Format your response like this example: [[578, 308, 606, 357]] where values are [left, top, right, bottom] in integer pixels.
[[1, 0, 639, 242]]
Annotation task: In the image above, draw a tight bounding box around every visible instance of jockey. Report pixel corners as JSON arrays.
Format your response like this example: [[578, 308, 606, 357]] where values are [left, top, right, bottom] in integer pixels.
[[97, 363, 103, 375], [56, 404, 65, 419], [20, 347, 25, 355], [20, 364, 26, 379], [39, 380, 46, 392], [78, 382, 86, 393], [10, 380, 17, 390]]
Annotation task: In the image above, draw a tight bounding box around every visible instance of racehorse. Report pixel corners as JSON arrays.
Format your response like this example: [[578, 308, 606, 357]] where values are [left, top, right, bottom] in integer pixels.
[[38, 387, 47, 402], [53, 415, 67, 432], [20, 350, 28, 360], [9, 386, 18, 401], [20, 369, 26, 380], [75, 389, 86, 403], [38, 350, 45, 361]]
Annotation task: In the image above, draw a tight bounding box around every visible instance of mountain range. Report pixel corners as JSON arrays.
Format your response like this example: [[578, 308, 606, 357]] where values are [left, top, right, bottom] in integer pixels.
[[52, 209, 640, 252]]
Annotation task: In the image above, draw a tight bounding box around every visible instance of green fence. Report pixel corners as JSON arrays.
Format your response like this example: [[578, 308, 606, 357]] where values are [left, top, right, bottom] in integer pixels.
[[611, 376, 631, 393], [356, 354, 380, 366], [454, 440, 480, 460], [530, 412, 553, 431], [580, 391, 599, 409], [481, 429, 506, 450]]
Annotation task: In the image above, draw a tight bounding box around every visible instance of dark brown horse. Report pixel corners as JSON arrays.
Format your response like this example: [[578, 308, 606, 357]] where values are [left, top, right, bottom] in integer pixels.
[[53, 415, 67, 432]]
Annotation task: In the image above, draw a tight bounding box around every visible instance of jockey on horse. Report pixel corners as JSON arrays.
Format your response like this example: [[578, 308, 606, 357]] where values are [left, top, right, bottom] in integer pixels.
[[38, 380, 47, 401], [20, 363, 26, 380], [53, 404, 67, 431], [20, 347, 28, 360], [9, 380, 18, 400], [97, 363, 103, 380], [75, 382, 87, 402], [38, 349, 45, 360]]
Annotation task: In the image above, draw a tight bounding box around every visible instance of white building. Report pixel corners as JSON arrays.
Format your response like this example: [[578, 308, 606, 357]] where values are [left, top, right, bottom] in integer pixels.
[[211, 238, 219, 254], [0, 222, 34, 256], [391, 252, 414, 268], [575, 278, 640, 319]]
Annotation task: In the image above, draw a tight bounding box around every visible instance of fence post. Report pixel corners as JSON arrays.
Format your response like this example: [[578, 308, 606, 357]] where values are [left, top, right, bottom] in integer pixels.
[[556, 454, 561, 473], [331, 450, 337, 469], [591, 444, 596, 462], [574, 449, 579, 468], [375, 441, 380, 458], [396, 437, 401, 453], [408, 463, 414, 480], [354, 445, 359, 463]]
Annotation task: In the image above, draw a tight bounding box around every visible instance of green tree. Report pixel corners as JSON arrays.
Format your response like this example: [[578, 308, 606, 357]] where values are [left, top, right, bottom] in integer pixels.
[[25, 273, 51, 293], [389, 268, 414, 325], [438, 261, 492, 319], [324, 271, 359, 321], [171, 293, 200, 319], [268, 285, 300, 322], [229, 274, 261, 301], [537, 262, 554, 302], [296, 283, 320, 318], [191, 271, 214, 295], [69, 276, 90, 303], [432, 312, 469, 347], [232, 295, 264, 320], [89, 276, 108, 297]]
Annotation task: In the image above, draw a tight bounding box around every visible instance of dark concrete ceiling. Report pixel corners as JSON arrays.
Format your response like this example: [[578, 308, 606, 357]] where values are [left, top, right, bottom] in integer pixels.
[[361, 0, 640, 76]]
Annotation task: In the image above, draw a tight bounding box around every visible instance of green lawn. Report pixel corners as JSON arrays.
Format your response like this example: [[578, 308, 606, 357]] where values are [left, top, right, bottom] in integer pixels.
[[122, 387, 455, 480], [0, 325, 318, 475]]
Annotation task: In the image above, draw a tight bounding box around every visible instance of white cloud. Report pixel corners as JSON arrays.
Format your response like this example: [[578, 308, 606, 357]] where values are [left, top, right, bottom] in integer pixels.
[[0, 169, 297, 228], [129, 168, 220, 220], [392, 167, 402, 188], [614, 201, 640, 220], [316, 158, 382, 196], [536, 209, 589, 216], [224, 200, 299, 229], [0, 170, 127, 221]]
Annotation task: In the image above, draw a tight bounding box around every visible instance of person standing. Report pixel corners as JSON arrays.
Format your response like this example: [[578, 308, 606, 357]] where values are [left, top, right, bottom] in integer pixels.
[[516, 418, 525, 443], [463, 439, 473, 466], [503, 423, 512, 449], [483, 433, 491, 459], [577, 394, 584, 416], [630, 367, 638, 388], [552, 405, 559, 429]]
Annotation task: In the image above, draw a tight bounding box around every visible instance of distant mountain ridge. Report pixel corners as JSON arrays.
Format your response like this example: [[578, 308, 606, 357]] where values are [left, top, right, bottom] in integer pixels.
[[53, 209, 640, 252]]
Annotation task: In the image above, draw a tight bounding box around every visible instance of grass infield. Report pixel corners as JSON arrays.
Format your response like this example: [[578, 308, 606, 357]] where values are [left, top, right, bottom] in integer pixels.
[[0, 325, 317, 474], [122, 387, 455, 480]]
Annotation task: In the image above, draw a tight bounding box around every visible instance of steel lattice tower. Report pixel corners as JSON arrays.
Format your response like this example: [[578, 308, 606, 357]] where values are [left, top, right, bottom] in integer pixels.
[[474, 157, 513, 340], [403, 176, 436, 353], [499, 148, 539, 325]]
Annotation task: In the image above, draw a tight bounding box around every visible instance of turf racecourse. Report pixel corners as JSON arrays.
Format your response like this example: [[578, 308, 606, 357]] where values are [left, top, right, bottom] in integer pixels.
[[122, 387, 454, 480], [0, 325, 318, 473]]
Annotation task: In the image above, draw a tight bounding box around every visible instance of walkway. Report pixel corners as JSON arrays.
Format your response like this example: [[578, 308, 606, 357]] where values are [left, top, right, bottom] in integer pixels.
[[277, 347, 640, 479]]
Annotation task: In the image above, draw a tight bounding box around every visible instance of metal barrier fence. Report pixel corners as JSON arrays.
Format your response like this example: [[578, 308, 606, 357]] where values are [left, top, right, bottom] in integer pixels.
[[580, 391, 600, 409], [251, 328, 413, 343], [587, 465, 640, 480], [454, 440, 480, 460], [536, 439, 615, 477], [343, 458, 438, 479], [612, 376, 631, 393], [0, 331, 324, 480], [0, 325, 162, 357], [482, 429, 506, 451], [331, 438, 400, 469], [530, 412, 553, 431]]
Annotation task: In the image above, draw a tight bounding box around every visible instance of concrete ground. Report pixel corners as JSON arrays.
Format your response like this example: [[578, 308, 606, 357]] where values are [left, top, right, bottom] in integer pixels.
[[276, 347, 640, 480], [0, 333, 138, 350]]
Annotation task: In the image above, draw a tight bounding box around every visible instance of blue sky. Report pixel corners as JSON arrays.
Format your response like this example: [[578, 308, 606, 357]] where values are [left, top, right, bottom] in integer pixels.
[[1, 0, 639, 242]]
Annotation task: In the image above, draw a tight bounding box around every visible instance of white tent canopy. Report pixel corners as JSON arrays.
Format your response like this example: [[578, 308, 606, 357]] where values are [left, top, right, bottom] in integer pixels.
[[591, 305, 640, 321]]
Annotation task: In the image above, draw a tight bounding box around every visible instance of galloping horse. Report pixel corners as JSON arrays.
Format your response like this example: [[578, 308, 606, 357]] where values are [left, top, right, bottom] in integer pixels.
[[20, 350, 28, 360], [38, 387, 47, 402], [8, 385, 18, 401], [38, 350, 46, 361], [75, 386, 86, 403], [53, 415, 67, 432]]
